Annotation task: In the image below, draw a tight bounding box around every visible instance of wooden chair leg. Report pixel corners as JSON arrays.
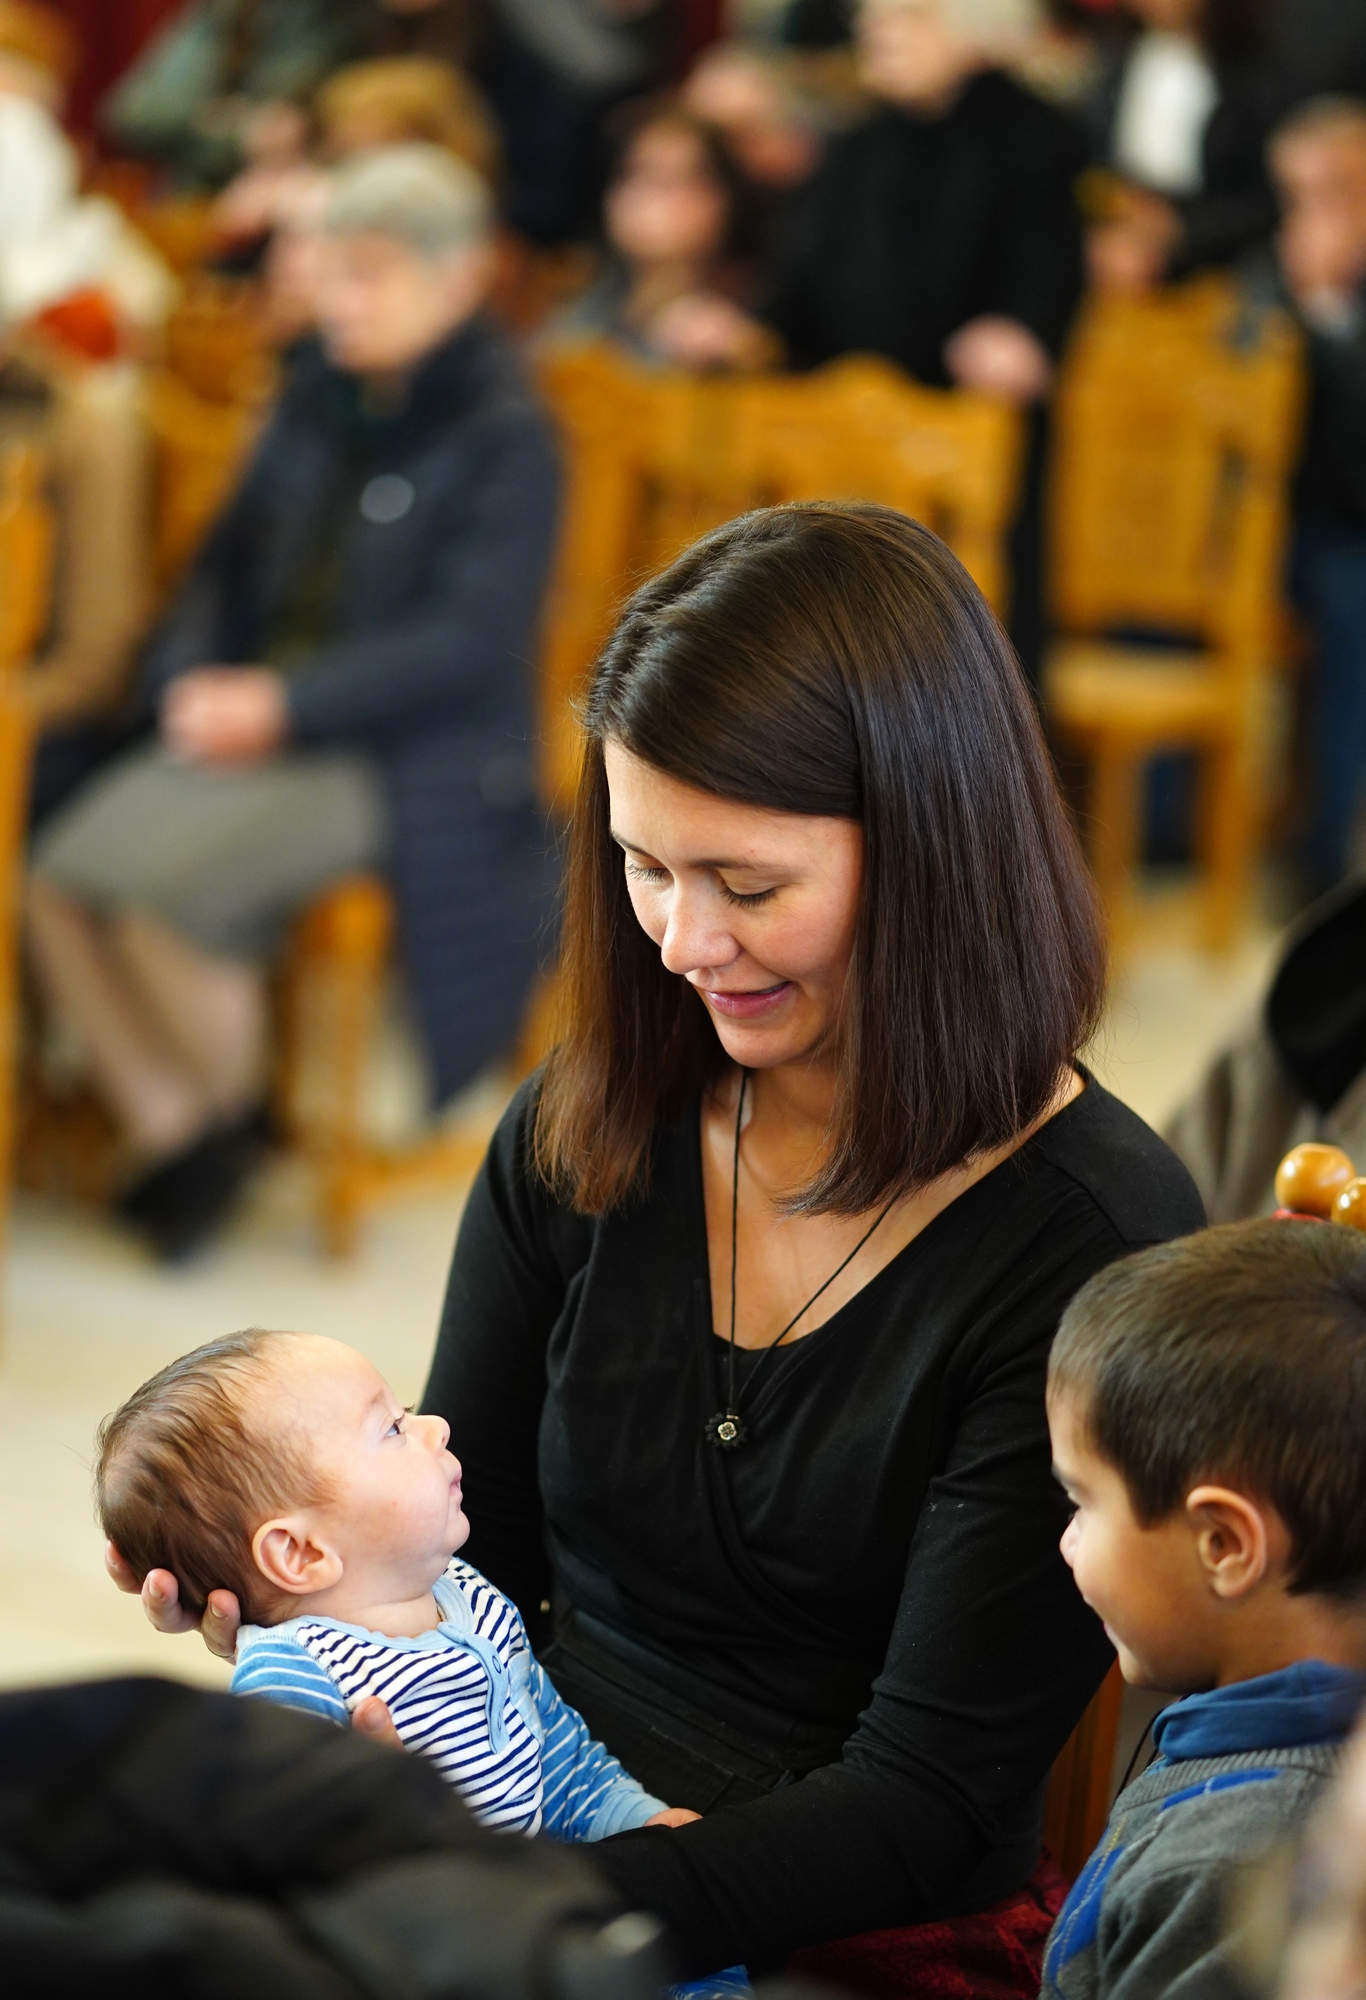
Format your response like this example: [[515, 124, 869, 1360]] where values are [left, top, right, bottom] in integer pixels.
[[1088, 741, 1142, 943], [275, 877, 393, 1254], [1197, 734, 1252, 953]]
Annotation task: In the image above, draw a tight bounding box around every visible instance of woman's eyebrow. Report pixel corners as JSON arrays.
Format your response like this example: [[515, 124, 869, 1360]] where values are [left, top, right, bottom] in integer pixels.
[[609, 830, 774, 871]]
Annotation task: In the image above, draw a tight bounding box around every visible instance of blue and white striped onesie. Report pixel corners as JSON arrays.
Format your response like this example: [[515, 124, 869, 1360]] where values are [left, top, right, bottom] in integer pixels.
[[232, 1556, 665, 1841]]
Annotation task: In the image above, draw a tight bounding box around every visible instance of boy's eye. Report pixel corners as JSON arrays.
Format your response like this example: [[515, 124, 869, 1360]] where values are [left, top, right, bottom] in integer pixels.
[[387, 1415, 405, 1438]]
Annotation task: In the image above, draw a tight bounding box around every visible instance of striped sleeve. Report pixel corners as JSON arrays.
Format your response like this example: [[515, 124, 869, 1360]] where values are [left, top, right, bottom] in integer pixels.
[[530, 1657, 666, 1841], [232, 1636, 350, 1726]]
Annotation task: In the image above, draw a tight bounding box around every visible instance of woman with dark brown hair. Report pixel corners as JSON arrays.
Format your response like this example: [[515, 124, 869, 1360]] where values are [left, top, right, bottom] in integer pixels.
[[122, 505, 1203, 1990]]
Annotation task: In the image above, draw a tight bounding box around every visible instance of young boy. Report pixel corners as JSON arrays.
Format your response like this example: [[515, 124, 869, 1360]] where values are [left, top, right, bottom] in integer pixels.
[[1041, 1219, 1366, 2000], [96, 1328, 696, 1844]]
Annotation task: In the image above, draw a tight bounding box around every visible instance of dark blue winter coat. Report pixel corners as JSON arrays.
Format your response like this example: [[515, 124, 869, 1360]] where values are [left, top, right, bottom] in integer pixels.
[[139, 314, 562, 1103]]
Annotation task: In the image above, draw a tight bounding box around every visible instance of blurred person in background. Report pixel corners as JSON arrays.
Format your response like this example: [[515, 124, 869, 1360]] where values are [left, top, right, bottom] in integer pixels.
[[762, 0, 1085, 680], [681, 43, 826, 196], [0, 0, 173, 824], [1082, 0, 1282, 293], [26, 144, 560, 1259], [1277, 1711, 1366, 2000], [315, 52, 500, 178], [474, 0, 678, 244], [1243, 99, 1366, 899], [211, 55, 502, 262], [103, 0, 376, 188], [547, 101, 778, 368]]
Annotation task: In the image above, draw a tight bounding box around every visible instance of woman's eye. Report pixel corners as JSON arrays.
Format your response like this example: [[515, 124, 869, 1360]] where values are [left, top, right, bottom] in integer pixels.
[[721, 884, 777, 909], [625, 860, 668, 885]]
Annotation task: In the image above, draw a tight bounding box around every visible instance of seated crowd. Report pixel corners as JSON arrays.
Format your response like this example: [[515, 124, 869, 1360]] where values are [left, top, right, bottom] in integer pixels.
[[5, 7, 1366, 1999]]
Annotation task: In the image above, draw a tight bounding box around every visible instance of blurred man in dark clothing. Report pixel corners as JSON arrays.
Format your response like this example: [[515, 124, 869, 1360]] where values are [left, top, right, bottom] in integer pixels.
[[765, 0, 1084, 681]]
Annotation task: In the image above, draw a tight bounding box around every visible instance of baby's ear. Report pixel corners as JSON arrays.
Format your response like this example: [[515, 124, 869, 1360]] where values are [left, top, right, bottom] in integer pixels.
[[252, 1517, 342, 1598]]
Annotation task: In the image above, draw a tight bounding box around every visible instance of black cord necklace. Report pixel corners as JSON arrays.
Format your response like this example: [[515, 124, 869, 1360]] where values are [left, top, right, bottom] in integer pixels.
[[705, 1071, 897, 1450]]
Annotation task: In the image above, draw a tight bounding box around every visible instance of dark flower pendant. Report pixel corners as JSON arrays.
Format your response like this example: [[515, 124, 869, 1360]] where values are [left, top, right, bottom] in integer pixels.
[[705, 1409, 748, 1450]]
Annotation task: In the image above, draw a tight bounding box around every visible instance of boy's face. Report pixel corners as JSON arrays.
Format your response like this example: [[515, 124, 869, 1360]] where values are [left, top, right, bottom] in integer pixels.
[[256, 1335, 468, 1603], [1049, 1391, 1218, 1693]]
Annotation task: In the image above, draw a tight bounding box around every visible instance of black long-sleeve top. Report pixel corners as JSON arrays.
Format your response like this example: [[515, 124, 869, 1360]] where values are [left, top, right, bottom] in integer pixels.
[[763, 70, 1086, 380], [424, 1075, 1204, 1973]]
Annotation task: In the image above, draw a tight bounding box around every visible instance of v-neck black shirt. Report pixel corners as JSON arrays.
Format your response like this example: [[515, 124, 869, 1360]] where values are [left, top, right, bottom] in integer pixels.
[[425, 1075, 1203, 1971]]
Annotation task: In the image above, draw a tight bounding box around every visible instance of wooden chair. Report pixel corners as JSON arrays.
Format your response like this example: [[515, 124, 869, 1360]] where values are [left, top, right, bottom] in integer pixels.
[[1044, 1662, 1125, 1882], [0, 450, 45, 1305], [144, 279, 277, 595], [282, 347, 1025, 1251], [537, 344, 1024, 803], [163, 275, 277, 405], [1045, 280, 1305, 949], [0, 445, 55, 671], [143, 367, 269, 593]]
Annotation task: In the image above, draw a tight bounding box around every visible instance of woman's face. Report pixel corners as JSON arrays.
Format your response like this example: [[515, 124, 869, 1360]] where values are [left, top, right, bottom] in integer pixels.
[[605, 122, 730, 268], [604, 741, 863, 1073]]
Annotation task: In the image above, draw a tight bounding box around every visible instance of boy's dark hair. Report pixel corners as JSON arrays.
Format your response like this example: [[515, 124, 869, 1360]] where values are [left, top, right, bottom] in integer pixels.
[[1049, 1220, 1366, 1598], [95, 1329, 325, 1625]]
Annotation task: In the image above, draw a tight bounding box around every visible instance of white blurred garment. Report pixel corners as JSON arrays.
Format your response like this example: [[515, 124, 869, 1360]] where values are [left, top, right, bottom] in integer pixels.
[[1112, 31, 1218, 197], [0, 92, 176, 328]]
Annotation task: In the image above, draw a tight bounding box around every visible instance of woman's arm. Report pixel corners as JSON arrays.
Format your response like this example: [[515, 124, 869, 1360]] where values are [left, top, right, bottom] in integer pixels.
[[424, 1082, 595, 1650], [585, 1222, 1120, 1975]]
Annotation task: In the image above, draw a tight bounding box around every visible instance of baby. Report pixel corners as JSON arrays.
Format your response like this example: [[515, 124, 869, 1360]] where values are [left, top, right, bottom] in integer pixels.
[[96, 1328, 694, 1844]]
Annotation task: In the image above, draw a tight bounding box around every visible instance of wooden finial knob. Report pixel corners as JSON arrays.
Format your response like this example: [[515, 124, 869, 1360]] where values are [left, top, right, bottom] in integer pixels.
[[1333, 1178, 1366, 1231], [1274, 1143, 1356, 1219]]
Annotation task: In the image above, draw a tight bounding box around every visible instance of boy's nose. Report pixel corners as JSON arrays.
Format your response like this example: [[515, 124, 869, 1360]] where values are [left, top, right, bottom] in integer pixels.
[[1059, 1516, 1078, 1568]]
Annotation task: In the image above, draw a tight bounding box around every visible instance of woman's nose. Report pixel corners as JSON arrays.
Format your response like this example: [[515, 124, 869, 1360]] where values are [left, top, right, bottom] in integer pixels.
[[658, 889, 740, 978]]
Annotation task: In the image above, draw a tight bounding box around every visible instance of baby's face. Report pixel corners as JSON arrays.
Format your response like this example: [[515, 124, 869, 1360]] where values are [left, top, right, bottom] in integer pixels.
[[256, 1335, 468, 1603]]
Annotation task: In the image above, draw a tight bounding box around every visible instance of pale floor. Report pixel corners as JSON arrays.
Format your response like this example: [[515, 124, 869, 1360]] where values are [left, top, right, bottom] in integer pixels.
[[0, 924, 1283, 1698]]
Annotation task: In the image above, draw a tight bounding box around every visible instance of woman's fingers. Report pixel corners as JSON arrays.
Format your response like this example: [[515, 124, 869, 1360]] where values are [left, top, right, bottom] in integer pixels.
[[352, 1697, 403, 1749], [201, 1589, 242, 1660], [105, 1541, 140, 1594], [134, 1565, 241, 1656], [139, 1568, 197, 1635]]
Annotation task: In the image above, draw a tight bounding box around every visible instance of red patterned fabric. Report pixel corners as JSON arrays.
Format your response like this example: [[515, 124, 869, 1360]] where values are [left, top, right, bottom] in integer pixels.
[[786, 1853, 1071, 2000]]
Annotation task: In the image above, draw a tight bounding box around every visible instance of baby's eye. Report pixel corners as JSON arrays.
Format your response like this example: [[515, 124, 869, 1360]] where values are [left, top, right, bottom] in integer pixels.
[[386, 1414, 405, 1438]]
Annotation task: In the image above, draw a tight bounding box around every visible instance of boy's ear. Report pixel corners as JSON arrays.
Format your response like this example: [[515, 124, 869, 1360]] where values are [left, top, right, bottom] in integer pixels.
[[1185, 1485, 1281, 1600], [252, 1517, 343, 1598]]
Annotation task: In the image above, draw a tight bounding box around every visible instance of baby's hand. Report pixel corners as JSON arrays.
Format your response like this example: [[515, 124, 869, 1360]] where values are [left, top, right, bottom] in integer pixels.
[[645, 1807, 702, 1827]]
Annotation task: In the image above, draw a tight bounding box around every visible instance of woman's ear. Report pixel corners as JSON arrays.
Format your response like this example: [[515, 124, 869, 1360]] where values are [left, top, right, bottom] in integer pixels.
[[1185, 1485, 1278, 1600], [252, 1517, 343, 1598]]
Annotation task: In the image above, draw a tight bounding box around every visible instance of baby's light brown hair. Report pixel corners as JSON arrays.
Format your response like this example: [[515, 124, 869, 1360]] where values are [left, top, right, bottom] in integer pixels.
[[95, 1329, 327, 1625]]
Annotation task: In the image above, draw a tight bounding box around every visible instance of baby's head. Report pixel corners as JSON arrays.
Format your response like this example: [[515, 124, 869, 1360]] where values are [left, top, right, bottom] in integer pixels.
[[96, 1330, 467, 1627], [1048, 1221, 1366, 1692]]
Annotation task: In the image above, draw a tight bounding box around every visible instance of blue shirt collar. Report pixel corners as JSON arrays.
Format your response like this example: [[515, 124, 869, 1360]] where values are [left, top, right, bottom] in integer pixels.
[[1153, 1660, 1366, 1761]]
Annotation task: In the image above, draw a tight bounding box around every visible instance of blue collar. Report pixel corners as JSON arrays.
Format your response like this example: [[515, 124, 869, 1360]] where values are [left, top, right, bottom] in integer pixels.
[[1153, 1661, 1366, 1761]]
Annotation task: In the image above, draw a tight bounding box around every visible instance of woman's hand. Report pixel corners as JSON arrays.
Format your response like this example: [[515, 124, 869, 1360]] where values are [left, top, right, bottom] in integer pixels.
[[105, 1541, 241, 1659], [645, 1806, 702, 1827], [351, 1697, 404, 1748]]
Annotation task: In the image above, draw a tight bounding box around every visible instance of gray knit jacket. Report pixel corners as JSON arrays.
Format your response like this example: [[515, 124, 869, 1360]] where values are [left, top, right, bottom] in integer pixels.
[[1041, 1662, 1365, 2000]]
